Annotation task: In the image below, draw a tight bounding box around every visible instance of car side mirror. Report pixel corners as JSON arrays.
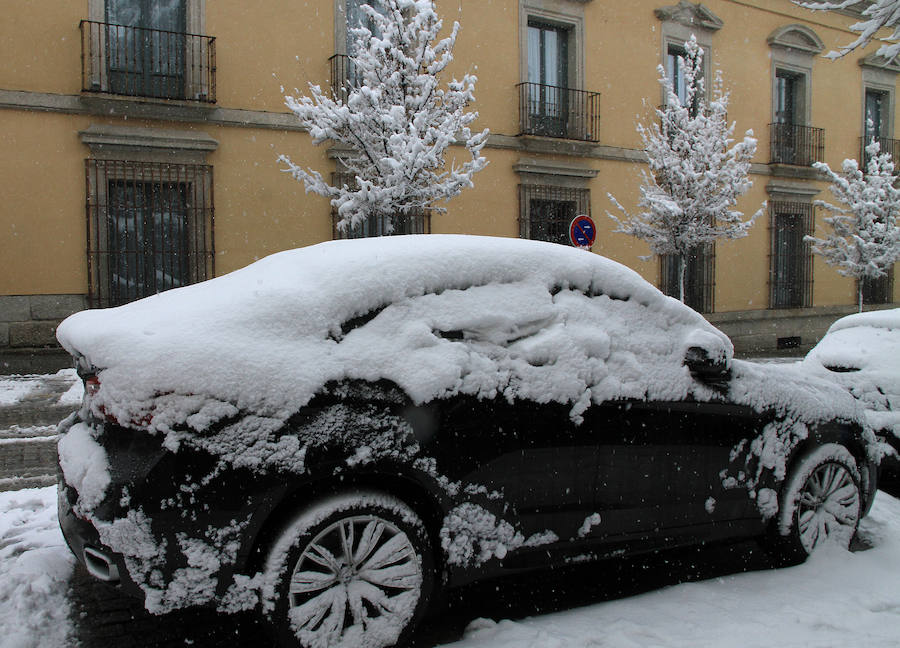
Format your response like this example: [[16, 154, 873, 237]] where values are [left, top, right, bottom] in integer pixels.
[[684, 346, 731, 388]]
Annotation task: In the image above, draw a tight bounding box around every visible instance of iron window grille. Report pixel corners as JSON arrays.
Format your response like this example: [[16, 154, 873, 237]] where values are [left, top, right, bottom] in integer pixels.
[[330, 172, 431, 239], [769, 123, 825, 166], [85, 160, 214, 308], [769, 201, 814, 309], [518, 185, 591, 246], [80, 20, 216, 102], [659, 244, 715, 313], [861, 268, 895, 305]]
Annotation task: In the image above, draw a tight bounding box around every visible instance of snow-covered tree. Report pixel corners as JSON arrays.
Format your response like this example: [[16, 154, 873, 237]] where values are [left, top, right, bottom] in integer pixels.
[[806, 139, 900, 311], [608, 35, 761, 303], [797, 0, 900, 60], [280, 0, 489, 233]]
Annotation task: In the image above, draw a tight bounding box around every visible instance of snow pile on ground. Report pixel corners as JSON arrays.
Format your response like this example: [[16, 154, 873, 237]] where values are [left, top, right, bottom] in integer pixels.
[[0, 487, 74, 648], [439, 491, 900, 648], [803, 308, 900, 434]]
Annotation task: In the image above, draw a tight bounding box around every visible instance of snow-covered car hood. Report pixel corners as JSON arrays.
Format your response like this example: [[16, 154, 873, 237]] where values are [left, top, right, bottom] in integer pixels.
[[56, 235, 862, 433], [802, 309, 900, 434]]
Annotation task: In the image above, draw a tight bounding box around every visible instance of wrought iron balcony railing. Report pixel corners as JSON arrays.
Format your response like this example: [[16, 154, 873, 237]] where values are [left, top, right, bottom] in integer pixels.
[[517, 82, 601, 142], [80, 20, 216, 103], [769, 122, 824, 166], [860, 136, 900, 170], [329, 54, 359, 97]]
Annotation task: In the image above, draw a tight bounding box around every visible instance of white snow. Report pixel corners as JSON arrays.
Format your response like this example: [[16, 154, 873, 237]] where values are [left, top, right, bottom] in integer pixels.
[[0, 487, 74, 648], [56, 235, 736, 431]]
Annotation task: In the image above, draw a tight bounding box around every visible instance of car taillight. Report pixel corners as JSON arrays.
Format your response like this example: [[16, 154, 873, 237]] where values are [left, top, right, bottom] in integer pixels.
[[85, 375, 101, 398]]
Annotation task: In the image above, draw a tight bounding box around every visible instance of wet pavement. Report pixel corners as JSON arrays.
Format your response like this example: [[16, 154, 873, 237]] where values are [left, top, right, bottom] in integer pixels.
[[0, 371, 80, 491]]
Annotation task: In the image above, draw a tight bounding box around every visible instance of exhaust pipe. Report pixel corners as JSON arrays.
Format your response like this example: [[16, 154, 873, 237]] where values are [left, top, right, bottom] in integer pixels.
[[83, 546, 120, 582]]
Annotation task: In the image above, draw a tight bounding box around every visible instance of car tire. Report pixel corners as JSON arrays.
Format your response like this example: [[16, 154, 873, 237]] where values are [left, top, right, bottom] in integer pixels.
[[770, 443, 862, 564], [261, 491, 434, 648]]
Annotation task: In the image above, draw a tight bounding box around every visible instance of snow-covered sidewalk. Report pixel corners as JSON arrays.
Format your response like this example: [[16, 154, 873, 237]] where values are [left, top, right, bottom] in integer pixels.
[[3, 485, 900, 648]]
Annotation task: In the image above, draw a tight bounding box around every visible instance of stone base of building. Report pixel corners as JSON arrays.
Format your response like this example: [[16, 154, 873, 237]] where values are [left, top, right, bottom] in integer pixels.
[[0, 294, 85, 375], [708, 303, 897, 357]]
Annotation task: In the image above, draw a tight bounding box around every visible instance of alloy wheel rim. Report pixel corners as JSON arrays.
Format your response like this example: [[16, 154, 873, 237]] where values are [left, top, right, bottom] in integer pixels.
[[287, 514, 423, 646], [796, 462, 860, 554]]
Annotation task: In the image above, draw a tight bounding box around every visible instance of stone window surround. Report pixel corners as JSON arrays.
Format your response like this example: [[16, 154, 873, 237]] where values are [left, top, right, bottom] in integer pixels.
[[79, 124, 217, 308], [860, 54, 900, 140], [767, 25, 825, 126], [655, 2, 722, 104], [518, 0, 587, 91]]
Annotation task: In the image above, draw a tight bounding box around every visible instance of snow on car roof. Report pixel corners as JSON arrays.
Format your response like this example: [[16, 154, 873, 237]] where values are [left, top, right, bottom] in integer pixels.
[[57, 236, 726, 421], [825, 308, 900, 335], [56, 235, 859, 434]]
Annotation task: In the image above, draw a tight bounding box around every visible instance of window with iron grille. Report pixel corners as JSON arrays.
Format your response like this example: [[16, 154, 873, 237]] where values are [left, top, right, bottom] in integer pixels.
[[85, 159, 214, 308], [518, 185, 590, 246], [660, 244, 715, 313], [330, 172, 430, 239], [769, 201, 814, 309], [861, 268, 895, 305]]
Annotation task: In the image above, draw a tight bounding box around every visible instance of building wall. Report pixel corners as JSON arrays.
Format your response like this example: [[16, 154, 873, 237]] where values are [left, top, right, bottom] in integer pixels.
[[0, 0, 897, 371]]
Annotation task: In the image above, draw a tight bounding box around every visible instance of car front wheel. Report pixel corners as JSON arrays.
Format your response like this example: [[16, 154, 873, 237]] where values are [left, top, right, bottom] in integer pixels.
[[774, 443, 862, 562], [262, 491, 434, 648]]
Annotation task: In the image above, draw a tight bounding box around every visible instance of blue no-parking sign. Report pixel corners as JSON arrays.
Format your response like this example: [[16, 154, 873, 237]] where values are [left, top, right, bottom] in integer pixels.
[[569, 214, 596, 249]]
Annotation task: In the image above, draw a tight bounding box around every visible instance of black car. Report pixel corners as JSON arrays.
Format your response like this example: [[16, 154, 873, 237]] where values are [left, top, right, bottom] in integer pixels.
[[56, 235, 879, 648]]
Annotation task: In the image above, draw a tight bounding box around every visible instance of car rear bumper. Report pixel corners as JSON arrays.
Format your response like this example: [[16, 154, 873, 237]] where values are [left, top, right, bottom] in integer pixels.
[[57, 481, 146, 599]]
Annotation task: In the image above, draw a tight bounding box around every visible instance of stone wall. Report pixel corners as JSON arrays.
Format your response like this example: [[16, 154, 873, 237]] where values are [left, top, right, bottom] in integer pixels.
[[708, 303, 896, 357], [0, 295, 85, 374]]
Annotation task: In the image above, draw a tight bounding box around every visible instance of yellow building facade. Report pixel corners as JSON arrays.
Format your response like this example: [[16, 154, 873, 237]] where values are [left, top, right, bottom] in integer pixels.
[[1, 0, 897, 371]]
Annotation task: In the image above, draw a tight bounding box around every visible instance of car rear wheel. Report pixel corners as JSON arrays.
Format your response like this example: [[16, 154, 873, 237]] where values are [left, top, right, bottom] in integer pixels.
[[262, 491, 434, 648], [773, 443, 862, 563]]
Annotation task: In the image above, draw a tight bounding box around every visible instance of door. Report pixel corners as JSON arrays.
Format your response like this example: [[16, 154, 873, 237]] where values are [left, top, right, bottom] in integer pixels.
[[527, 22, 569, 137], [426, 395, 599, 541], [774, 71, 802, 163], [588, 400, 761, 547], [106, 0, 186, 99]]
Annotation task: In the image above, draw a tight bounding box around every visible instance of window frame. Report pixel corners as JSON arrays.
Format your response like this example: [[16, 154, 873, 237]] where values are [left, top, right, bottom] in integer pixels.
[[85, 0, 209, 101], [768, 201, 814, 310], [85, 159, 214, 308], [518, 184, 591, 246]]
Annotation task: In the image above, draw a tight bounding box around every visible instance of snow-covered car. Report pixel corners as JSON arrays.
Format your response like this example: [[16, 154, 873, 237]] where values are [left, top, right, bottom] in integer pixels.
[[55, 235, 880, 648], [802, 309, 900, 479]]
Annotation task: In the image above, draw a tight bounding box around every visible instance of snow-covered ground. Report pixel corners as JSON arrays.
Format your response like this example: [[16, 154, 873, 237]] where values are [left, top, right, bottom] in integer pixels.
[[3, 484, 900, 648]]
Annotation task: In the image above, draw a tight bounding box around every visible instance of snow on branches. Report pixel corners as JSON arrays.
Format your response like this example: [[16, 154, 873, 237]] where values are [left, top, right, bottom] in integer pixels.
[[608, 35, 761, 302], [280, 0, 489, 233], [797, 0, 900, 60], [806, 139, 900, 311]]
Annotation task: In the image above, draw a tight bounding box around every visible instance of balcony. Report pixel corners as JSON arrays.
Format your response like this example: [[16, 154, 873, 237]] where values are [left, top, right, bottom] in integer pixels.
[[860, 136, 900, 170], [517, 82, 601, 142], [329, 54, 359, 97], [80, 20, 216, 103], [769, 123, 824, 166]]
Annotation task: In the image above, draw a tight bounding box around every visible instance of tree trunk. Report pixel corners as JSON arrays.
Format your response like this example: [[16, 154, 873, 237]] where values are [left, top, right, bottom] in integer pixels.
[[678, 254, 687, 303], [858, 281, 864, 313]]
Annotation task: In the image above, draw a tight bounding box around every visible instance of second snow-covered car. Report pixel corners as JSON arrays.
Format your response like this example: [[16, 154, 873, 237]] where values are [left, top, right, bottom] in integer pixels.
[[56, 235, 880, 648], [802, 308, 899, 480]]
